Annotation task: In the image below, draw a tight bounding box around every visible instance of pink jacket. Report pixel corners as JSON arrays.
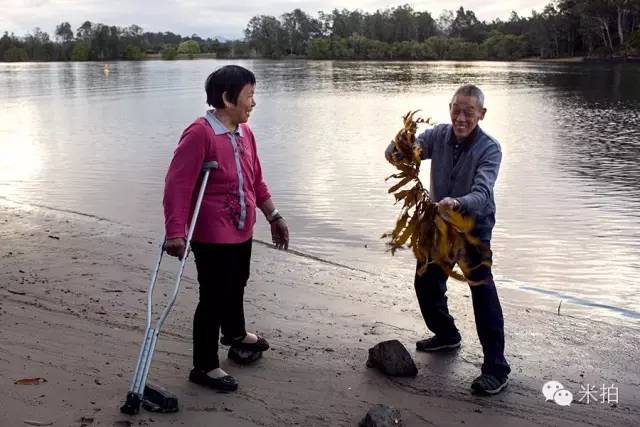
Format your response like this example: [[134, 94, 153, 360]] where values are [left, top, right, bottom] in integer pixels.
[[163, 112, 271, 244]]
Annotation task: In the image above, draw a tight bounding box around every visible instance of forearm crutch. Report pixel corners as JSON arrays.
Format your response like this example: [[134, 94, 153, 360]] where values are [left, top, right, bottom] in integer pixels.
[[120, 161, 218, 415]]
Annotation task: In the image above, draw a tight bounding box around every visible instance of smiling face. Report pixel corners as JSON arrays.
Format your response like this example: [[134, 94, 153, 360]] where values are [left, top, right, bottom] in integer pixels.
[[553, 389, 573, 406], [223, 83, 256, 125], [449, 94, 486, 141]]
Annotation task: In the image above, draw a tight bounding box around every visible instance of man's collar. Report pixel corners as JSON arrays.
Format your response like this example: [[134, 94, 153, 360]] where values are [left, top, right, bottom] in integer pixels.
[[449, 125, 479, 147], [205, 110, 244, 137]]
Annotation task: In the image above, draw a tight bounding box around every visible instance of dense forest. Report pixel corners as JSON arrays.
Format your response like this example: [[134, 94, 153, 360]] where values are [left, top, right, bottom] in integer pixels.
[[2, 1, 639, 62], [0, 23, 251, 62], [245, 1, 640, 59]]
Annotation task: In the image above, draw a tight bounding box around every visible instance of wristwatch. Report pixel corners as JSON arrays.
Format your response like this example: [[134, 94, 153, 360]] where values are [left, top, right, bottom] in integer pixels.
[[267, 209, 283, 224]]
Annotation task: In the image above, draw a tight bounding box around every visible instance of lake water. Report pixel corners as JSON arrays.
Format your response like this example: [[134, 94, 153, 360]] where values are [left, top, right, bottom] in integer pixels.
[[1, 59, 639, 326]]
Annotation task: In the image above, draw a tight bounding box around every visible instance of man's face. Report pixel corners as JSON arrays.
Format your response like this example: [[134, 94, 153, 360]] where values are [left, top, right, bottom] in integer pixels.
[[225, 83, 256, 124], [449, 94, 486, 141]]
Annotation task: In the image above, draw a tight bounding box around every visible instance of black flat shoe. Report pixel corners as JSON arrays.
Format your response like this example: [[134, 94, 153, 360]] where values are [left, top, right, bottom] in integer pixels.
[[220, 334, 270, 352], [189, 369, 238, 392]]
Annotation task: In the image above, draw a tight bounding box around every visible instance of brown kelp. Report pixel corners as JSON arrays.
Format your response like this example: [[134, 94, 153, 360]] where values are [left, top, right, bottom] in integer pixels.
[[382, 111, 488, 281]]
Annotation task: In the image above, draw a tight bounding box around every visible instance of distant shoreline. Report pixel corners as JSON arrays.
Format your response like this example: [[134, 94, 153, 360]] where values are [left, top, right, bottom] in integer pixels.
[[4, 55, 640, 64], [523, 56, 640, 64]]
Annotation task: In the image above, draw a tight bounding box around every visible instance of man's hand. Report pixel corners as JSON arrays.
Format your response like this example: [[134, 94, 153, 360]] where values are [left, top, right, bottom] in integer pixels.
[[270, 219, 289, 250], [164, 237, 186, 259], [437, 197, 461, 213]]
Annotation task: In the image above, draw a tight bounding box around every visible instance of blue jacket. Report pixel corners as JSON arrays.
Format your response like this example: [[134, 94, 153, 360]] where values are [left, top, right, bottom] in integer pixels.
[[417, 124, 502, 241]]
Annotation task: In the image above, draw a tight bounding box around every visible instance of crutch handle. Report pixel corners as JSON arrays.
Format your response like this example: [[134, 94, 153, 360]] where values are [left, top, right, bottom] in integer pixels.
[[202, 161, 218, 171]]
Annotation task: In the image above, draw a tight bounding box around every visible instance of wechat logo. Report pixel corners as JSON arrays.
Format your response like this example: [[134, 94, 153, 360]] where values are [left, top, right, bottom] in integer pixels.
[[542, 381, 573, 406]]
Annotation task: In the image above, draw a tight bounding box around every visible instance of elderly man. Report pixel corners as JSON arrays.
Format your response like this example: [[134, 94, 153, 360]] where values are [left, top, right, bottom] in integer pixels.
[[385, 84, 510, 395]]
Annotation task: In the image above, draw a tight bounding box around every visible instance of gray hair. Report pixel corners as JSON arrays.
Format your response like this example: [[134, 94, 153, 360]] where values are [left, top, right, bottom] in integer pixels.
[[452, 84, 485, 108]]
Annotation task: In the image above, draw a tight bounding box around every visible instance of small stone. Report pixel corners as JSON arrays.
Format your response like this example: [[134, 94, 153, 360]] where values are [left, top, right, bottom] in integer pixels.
[[359, 404, 402, 427], [366, 340, 417, 377]]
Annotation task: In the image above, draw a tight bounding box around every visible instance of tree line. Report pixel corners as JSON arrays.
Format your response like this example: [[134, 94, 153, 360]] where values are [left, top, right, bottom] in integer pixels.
[[245, 2, 640, 60], [2, 2, 640, 62], [0, 21, 250, 62]]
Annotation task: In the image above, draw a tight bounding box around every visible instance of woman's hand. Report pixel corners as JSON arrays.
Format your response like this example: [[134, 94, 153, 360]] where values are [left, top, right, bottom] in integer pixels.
[[164, 237, 186, 259], [270, 219, 289, 250]]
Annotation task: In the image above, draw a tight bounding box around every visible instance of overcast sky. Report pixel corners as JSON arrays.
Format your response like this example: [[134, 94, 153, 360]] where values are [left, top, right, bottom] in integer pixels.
[[2, 0, 550, 40]]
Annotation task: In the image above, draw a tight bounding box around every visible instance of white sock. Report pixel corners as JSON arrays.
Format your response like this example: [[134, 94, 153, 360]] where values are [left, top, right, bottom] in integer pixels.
[[241, 332, 258, 344], [208, 368, 228, 379]]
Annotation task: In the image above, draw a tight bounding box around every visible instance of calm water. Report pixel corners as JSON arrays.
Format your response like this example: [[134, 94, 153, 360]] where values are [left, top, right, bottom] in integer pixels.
[[1, 60, 640, 325]]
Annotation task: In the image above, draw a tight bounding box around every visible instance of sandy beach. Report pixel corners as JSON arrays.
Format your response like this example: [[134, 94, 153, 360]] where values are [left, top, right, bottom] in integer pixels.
[[1, 199, 638, 426]]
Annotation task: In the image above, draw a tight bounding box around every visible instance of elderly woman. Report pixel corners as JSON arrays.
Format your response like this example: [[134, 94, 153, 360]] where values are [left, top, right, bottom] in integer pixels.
[[163, 65, 289, 392]]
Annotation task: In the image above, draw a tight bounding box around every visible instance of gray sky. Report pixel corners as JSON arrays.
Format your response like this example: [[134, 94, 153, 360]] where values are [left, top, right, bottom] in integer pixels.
[[2, 0, 550, 40]]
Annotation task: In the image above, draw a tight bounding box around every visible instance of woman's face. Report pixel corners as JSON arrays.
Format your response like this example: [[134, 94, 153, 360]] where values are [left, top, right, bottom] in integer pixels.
[[225, 83, 256, 124]]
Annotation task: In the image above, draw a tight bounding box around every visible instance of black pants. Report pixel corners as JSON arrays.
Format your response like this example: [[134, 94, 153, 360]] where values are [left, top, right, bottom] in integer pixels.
[[414, 241, 511, 378], [191, 239, 252, 372]]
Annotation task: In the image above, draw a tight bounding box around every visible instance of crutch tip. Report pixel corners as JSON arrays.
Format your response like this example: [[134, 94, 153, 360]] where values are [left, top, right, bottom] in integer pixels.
[[120, 391, 141, 415]]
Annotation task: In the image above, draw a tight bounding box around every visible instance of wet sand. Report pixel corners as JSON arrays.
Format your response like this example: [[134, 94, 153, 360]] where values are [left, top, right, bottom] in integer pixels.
[[1, 200, 638, 426]]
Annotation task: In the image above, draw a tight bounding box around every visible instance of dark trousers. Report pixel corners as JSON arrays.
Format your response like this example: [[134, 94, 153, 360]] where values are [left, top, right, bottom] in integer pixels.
[[191, 239, 252, 372], [414, 241, 511, 378]]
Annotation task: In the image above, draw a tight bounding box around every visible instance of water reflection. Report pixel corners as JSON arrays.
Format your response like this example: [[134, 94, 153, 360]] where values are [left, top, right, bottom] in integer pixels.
[[559, 107, 640, 194], [0, 102, 43, 195]]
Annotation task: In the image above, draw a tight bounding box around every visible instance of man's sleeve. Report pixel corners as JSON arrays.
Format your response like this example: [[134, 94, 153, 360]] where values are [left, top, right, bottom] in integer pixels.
[[416, 126, 437, 160], [457, 143, 502, 214], [163, 123, 208, 239]]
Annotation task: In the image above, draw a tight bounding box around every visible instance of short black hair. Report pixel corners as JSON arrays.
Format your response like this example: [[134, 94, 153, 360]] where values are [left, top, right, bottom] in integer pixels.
[[205, 65, 256, 108], [452, 84, 485, 108]]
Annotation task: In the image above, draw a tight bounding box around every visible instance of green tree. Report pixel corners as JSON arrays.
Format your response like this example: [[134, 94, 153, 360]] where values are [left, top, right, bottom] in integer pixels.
[[55, 22, 74, 42], [483, 32, 528, 59], [245, 15, 287, 58], [450, 7, 487, 42], [4, 46, 28, 62], [331, 9, 365, 38], [70, 42, 90, 60], [281, 8, 322, 55], [22, 27, 56, 61], [393, 40, 422, 59], [390, 5, 417, 42], [436, 10, 455, 36], [213, 41, 232, 57], [307, 37, 331, 58], [229, 40, 252, 57], [627, 28, 640, 52], [177, 40, 200, 58], [90, 24, 121, 60], [415, 11, 438, 41], [54, 22, 74, 60], [446, 37, 481, 59], [76, 21, 93, 40], [424, 36, 449, 59], [124, 44, 144, 60], [161, 46, 178, 60]]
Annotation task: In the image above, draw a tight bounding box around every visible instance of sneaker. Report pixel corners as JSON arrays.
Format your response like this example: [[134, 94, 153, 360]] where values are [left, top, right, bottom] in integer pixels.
[[416, 335, 461, 352], [471, 373, 509, 395]]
